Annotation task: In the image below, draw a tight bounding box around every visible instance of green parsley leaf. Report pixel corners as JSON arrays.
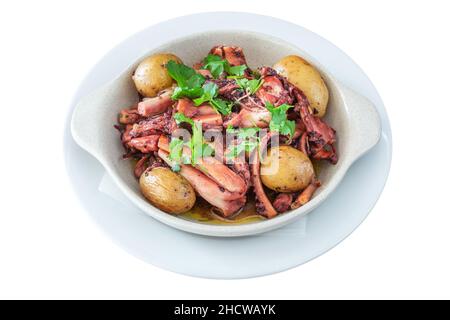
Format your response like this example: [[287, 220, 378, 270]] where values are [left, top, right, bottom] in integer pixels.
[[226, 75, 243, 80], [167, 60, 203, 87], [172, 86, 204, 100], [235, 78, 264, 95], [173, 113, 213, 164], [168, 135, 191, 171], [191, 122, 203, 163], [202, 54, 247, 78], [234, 78, 248, 89], [227, 65, 247, 77], [167, 60, 205, 99], [193, 82, 218, 106], [174, 112, 194, 126], [186, 74, 205, 89], [265, 102, 296, 138], [193, 82, 232, 115], [210, 98, 233, 115], [202, 55, 225, 78], [169, 138, 184, 162]]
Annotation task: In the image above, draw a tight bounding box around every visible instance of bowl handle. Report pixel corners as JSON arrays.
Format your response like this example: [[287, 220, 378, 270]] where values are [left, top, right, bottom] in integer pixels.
[[70, 75, 138, 162], [340, 84, 382, 162]]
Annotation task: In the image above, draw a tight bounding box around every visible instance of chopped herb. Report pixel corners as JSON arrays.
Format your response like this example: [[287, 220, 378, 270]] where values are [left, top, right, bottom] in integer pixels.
[[168, 137, 191, 171], [172, 86, 204, 100], [174, 112, 194, 126], [193, 82, 218, 106], [226, 75, 244, 80], [265, 102, 296, 138], [173, 112, 214, 164], [202, 55, 225, 78], [210, 98, 233, 115], [227, 65, 247, 77], [169, 137, 184, 162], [193, 82, 233, 115], [202, 54, 247, 78], [235, 78, 264, 95], [167, 60, 205, 99]]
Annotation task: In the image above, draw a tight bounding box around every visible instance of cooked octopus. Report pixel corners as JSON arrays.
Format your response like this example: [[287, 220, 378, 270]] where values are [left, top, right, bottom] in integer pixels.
[[115, 46, 338, 219]]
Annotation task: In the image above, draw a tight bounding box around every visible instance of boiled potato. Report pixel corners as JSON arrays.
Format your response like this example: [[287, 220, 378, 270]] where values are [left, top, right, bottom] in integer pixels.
[[139, 167, 195, 214], [133, 53, 182, 97], [273, 55, 329, 117], [260, 146, 314, 192]]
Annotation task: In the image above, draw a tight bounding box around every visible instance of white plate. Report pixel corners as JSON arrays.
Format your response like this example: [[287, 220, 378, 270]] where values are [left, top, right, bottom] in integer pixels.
[[64, 12, 392, 278]]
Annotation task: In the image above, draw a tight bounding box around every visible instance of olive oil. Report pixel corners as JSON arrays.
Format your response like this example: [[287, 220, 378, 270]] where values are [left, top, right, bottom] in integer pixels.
[[181, 198, 265, 225], [312, 159, 322, 175]]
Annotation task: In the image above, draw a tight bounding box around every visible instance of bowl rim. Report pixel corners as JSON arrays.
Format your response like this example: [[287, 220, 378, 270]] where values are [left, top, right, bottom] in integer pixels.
[[71, 29, 377, 237]]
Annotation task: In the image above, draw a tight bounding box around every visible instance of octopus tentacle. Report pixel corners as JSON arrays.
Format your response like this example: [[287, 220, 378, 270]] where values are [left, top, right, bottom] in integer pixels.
[[250, 132, 278, 218], [119, 108, 141, 124], [158, 136, 247, 196], [209, 45, 248, 66], [291, 178, 321, 209], [158, 150, 245, 216], [299, 104, 337, 164], [127, 135, 160, 153], [137, 88, 174, 117], [134, 156, 149, 178], [130, 110, 172, 137], [273, 193, 294, 213], [299, 132, 311, 156]]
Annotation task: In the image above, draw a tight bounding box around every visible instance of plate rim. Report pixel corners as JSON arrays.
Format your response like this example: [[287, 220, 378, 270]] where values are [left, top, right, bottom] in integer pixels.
[[63, 11, 392, 279]]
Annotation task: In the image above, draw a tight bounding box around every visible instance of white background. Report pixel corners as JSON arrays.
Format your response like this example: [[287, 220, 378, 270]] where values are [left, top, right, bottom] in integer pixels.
[[0, 0, 449, 299]]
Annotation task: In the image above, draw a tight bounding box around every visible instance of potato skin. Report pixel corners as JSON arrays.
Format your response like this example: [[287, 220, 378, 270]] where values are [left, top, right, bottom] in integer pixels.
[[133, 53, 182, 97], [260, 146, 314, 193], [273, 55, 329, 117], [139, 167, 196, 214]]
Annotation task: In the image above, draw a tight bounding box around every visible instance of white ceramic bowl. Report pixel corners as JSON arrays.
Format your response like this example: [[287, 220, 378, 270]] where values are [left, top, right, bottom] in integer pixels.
[[71, 30, 381, 237]]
